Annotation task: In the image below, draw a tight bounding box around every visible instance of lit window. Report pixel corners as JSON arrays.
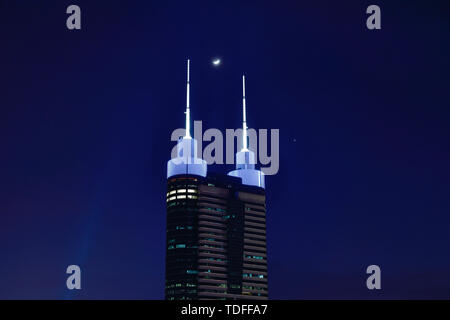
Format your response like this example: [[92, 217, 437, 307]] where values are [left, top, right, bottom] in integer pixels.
[[176, 244, 186, 248], [186, 270, 198, 274], [166, 196, 176, 202], [245, 255, 264, 260], [177, 195, 186, 199]]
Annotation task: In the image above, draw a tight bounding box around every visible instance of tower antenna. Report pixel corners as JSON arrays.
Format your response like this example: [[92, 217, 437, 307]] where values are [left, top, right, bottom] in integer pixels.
[[185, 59, 191, 138], [242, 75, 248, 150]]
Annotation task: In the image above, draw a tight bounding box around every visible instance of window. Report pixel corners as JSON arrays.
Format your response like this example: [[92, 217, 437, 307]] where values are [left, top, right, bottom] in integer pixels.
[[166, 196, 176, 202], [243, 273, 264, 279], [186, 270, 198, 274], [245, 255, 264, 260], [203, 207, 226, 213]]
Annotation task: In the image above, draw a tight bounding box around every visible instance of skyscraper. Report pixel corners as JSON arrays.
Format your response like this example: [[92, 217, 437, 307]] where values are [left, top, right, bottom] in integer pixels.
[[165, 61, 268, 300]]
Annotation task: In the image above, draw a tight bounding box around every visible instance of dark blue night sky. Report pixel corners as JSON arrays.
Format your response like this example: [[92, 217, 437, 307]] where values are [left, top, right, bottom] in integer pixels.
[[1, 1, 449, 299]]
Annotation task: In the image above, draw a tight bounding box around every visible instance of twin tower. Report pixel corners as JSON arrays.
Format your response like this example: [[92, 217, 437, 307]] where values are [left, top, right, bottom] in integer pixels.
[[167, 59, 265, 189], [165, 60, 268, 300]]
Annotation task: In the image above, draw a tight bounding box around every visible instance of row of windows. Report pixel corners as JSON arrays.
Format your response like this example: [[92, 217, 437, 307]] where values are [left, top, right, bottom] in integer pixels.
[[166, 260, 196, 268], [167, 194, 198, 202], [166, 289, 197, 295], [200, 206, 227, 213], [198, 219, 226, 228], [198, 275, 227, 281], [166, 283, 197, 289], [245, 206, 265, 213], [244, 255, 264, 260], [244, 223, 266, 231], [174, 225, 193, 230], [197, 289, 226, 294], [199, 243, 225, 249], [245, 235, 266, 242], [198, 283, 227, 288], [202, 238, 221, 242], [167, 201, 185, 207], [242, 285, 266, 291], [202, 257, 225, 262], [167, 297, 194, 300], [199, 250, 224, 255], [167, 239, 198, 250], [167, 243, 198, 250], [199, 231, 224, 238], [168, 244, 186, 249], [243, 273, 265, 279], [186, 270, 198, 274], [245, 215, 266, 223], [168, 282, 264, 291], [167, 205, 198, 212], [167, 189, 198, 196]]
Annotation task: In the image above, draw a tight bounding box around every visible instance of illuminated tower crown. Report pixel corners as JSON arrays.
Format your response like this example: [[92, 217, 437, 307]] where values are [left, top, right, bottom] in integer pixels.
[[228, 76, 265, 188], [167, 60, 207, 178]]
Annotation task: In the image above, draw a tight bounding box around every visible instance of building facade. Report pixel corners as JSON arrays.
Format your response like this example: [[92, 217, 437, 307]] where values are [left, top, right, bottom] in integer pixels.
[[165, 173, 267, 300]]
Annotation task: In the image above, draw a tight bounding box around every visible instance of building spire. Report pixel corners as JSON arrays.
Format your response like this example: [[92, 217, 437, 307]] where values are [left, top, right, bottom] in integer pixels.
[[185, 59, 191, 138], [242, 75, 248, 151], [227, 74, 265, 188]]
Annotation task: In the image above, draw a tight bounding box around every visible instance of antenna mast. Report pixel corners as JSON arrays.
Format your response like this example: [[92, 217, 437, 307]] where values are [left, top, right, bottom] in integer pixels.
[[185, 59, 191, 138], [242, 75, 248, 150]]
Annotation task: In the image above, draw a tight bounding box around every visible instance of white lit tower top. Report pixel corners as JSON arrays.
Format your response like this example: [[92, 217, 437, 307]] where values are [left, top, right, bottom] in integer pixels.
[[228, 75, 265, 188], [167, 59, 207, 178]]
